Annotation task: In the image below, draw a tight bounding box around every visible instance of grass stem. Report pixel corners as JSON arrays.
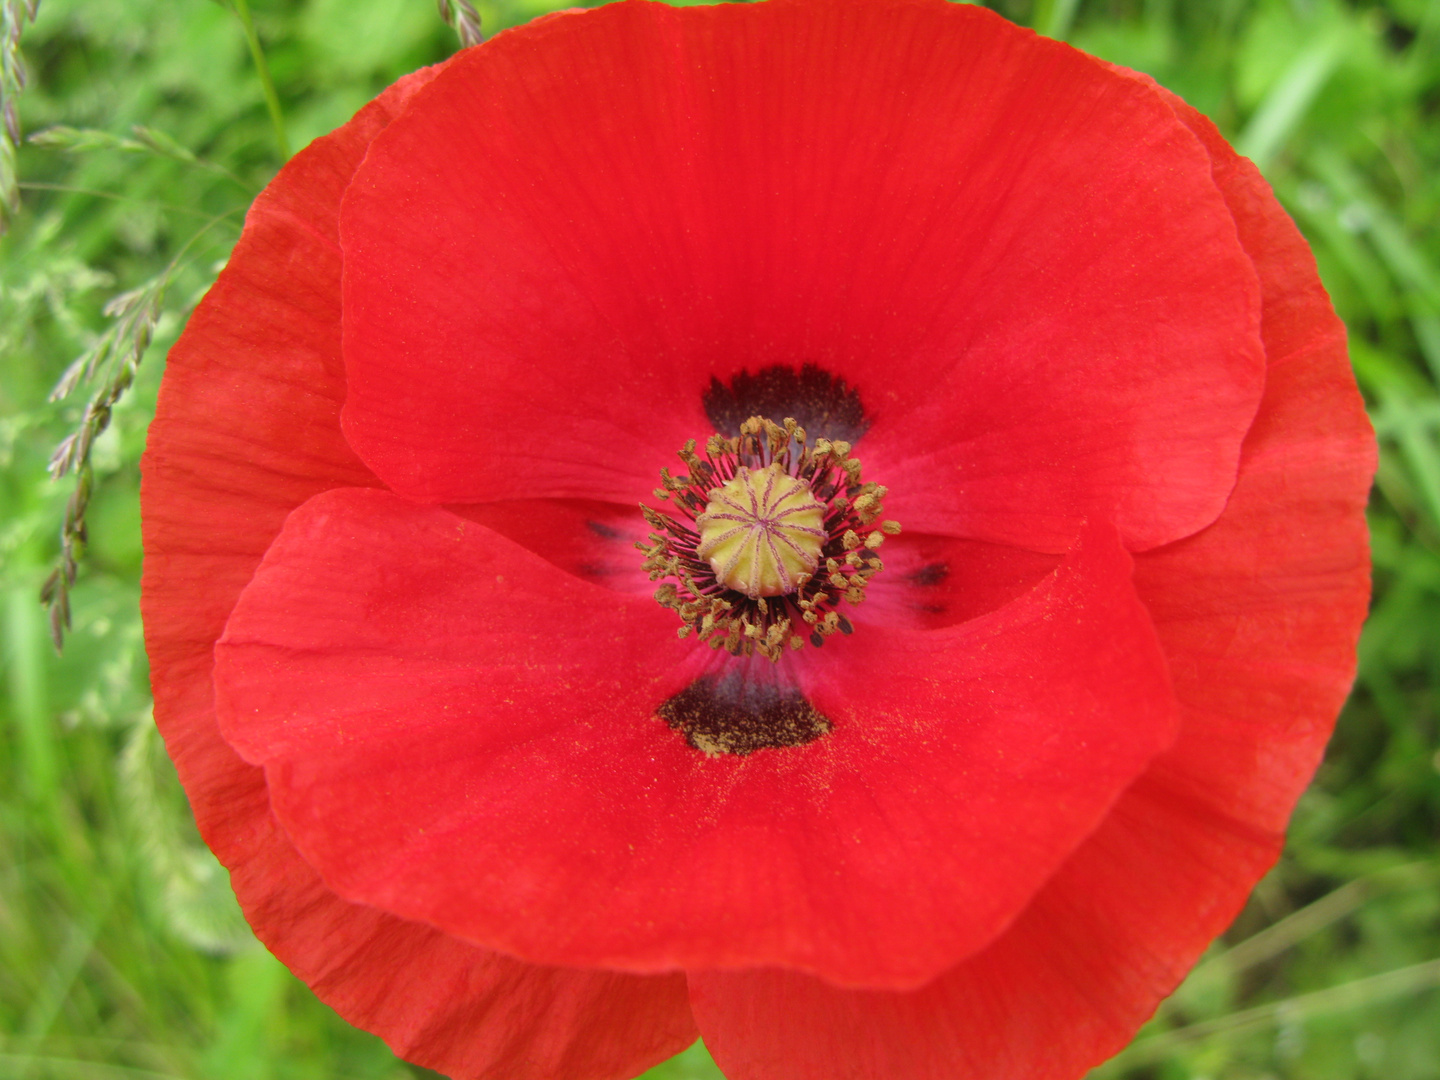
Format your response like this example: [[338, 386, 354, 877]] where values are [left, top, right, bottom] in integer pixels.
[[229, 0, 290, 161]]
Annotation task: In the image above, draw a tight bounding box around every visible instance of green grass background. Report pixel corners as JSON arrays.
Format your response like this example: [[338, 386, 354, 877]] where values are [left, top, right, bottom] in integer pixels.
[[1, 0, 1437, 1077]]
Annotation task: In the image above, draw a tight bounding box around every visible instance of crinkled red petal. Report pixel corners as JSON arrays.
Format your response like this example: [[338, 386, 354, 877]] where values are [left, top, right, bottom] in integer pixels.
[[688, 74, 1373, 1080], [215, 494, 1176, 988], [689, 775, 1279, 1080], [1130, 88, 1375, 835], [140, 67, 696, 1080], [340, 0, 1264, 551]]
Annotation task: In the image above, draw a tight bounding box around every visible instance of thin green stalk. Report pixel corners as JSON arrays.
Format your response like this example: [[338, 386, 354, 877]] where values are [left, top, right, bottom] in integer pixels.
[[5, 583, 57, 804], [0, 1055, 185, 1080], [1106, 958, 1440, 1069], [1032, 0, 1081, 40], [19, 181, 244, 219], [229, 0, 289, 160], [1183, 860, 1439, 990]]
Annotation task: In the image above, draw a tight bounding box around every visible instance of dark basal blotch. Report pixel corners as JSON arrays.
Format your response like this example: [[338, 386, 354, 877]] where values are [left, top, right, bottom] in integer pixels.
[[658, 672, 831, 756], [704, 363, 869, 444], [586, 519, 623, 540], [908, 562, 950, 587]]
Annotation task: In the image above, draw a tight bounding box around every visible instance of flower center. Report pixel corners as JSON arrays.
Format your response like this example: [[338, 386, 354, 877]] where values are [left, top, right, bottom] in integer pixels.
[[640, 416, 900, 662], [696, 464, 826, 597]]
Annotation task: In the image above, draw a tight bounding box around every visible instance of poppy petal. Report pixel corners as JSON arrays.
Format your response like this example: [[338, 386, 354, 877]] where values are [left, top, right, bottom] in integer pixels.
[[217, 730, 697, 1080], [186, 707, 697, 1080], [452, 497, 655, 592], [689, 780, 1277, 1080], [687, 73, 1374, 1080], [339, 0, 1263, 551], [1130, 91, 1374, 836], [140, 69, 696, 1080], [859, 532, 1061, 630], [215, 492, 1175, 988]]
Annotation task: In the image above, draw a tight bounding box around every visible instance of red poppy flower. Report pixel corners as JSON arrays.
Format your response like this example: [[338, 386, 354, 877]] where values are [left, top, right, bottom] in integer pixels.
[[140, 1, 1375, 1078]]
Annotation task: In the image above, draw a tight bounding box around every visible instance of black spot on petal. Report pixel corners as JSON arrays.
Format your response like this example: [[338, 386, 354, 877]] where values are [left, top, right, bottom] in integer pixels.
[[908, 562, 950, 587], [658, 672, 831, 756], [586, 520, 622, 540], [704, 363, 869, 443]]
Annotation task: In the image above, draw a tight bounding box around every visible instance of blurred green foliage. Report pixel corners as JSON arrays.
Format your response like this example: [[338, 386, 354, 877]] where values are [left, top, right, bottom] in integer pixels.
[[0, 1, 1436, 1078]]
